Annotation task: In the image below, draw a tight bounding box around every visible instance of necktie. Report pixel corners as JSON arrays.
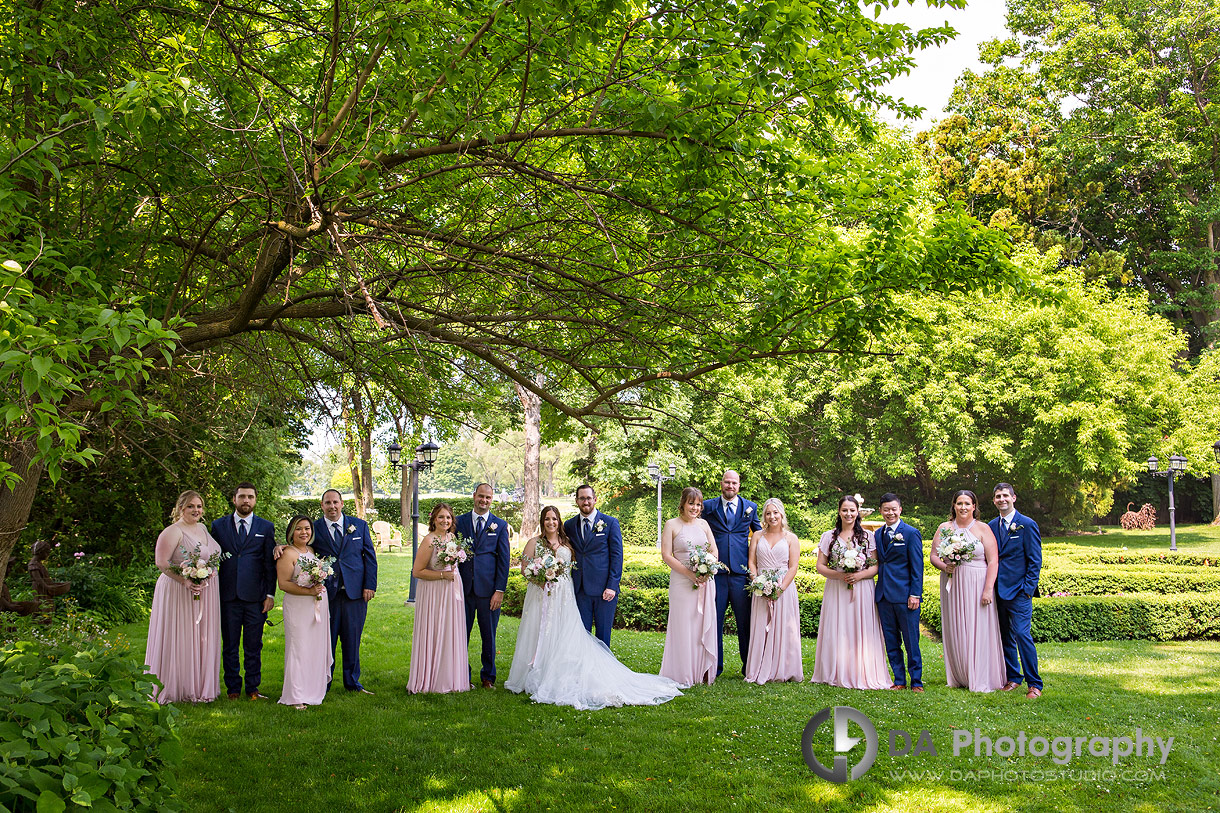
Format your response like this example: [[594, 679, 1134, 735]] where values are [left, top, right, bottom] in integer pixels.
[[1000, 518, 1009, 537], [238, 518, 248, 547], [584, 517, 591, 542], [476, 517, 484, 538], [332, 522, 342, 546], [726, 501, 735, 526]]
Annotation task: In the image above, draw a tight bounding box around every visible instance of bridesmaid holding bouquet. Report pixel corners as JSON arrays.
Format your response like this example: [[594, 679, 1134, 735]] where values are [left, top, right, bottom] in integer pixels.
[[743, 498, 803, 684], [407, 503, 470, 694], [659, 487, 720, 687], [810, 495, 891, 690], [277, 515, 333, 708], [932, 490, 1005, 692], [144, 490, 222, 703]]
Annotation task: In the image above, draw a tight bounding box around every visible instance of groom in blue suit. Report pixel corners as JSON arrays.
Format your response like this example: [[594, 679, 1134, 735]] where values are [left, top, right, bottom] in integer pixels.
[[563, 484, 623, 647], [703, 469, 762, 676], [456, 483, 510, 687], [989, 483, 1043, 698], [313, 489, 377, 693], [874, 493, 924, 692], [211, 482, 277, 700]]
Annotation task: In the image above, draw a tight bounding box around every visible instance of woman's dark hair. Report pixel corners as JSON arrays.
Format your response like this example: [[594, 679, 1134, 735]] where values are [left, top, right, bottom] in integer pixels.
[[948, 490, 979, 521], [831, 494, 866, 546], [537, 505, 574, 554], [285, 515, 315, 545], [428, 502, 454, 532]]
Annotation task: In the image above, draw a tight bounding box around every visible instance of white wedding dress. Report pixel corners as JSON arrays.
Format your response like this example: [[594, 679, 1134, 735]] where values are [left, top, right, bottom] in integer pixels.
[[505, 545, 682, 710]]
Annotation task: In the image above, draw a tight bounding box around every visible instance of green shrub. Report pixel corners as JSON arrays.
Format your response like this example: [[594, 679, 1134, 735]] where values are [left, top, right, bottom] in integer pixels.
[[0, 637, 183, 811], [56, 557, 158, 626], [1039, 567, 1220, 595], [917, 591, 1220, 642], [1066, 552, 1220, 568]]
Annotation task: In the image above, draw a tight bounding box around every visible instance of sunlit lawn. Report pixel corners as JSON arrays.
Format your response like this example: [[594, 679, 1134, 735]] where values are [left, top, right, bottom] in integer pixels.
[[114, 531, 1220, 813]]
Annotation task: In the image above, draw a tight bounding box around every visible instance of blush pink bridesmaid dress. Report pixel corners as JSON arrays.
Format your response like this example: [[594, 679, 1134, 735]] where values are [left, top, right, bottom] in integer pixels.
[[744, 535, 803, 684]]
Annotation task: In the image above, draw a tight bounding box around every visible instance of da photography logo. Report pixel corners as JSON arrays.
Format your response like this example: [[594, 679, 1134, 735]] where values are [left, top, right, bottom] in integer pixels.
[[802, 706, 878, 782]]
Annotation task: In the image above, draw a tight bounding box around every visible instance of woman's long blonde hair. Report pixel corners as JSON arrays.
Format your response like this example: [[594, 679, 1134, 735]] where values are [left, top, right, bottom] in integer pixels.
[[760, 497, 789, 533], [170, 490, 204, 523]]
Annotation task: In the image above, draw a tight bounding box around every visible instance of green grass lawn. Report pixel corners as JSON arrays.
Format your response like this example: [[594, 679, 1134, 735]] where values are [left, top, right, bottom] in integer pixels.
[[113, 528, 1220, 812]]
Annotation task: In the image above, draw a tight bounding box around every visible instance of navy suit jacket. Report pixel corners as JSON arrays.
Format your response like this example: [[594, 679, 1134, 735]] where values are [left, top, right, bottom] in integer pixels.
[[702, 497, 762, 576], [211, 513, 277, 602], [563, 511, 623, 597], [989, 511, 1042, 601], [455, 511, 510, 598], [874, 520, 924, 604], [312, 514, 377, 599]]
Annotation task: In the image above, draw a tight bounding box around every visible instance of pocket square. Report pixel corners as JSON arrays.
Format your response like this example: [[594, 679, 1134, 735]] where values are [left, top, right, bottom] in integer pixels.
[[893, 542, 906, 547], [254, 533, 264, 538]]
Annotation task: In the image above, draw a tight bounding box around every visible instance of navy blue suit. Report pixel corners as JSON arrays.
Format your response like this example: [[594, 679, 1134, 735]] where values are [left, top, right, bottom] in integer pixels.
[[874, 520, 923, 688], [703, 496, 762, 675], [989, 511, 1042, 690], [455, 511, 510, 683], [313, 515, 377, 691], [211, 512, 276, 695], [563, 511, 623, 647]]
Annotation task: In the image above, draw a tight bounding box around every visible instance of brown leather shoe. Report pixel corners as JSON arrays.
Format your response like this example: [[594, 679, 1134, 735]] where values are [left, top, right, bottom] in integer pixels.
[[248, 692, 268, 700], [910, 686, 925, 693], [1001, 682, 1020, 691], [481, 680, 495, 689], [1026, 687, 1042, 699], [889, 684, 906, 690], [227, 693, 240, 700]]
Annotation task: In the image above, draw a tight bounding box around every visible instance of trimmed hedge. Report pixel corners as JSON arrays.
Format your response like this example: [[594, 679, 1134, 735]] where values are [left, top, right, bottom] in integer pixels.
[[505, 580, 1220, 643], [1065, 552, 1220, 568], [1039, 567, 1220, 596], [918, 591, 1220, 642]]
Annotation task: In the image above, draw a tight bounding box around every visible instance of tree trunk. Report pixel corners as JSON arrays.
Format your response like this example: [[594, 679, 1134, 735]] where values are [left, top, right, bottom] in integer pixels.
[[342, 390, 364, 517], [1212, 470, 1219, 525], [0, 439, 46, 587], [516, 376, 543, 540], [348, 385, 374, 515]]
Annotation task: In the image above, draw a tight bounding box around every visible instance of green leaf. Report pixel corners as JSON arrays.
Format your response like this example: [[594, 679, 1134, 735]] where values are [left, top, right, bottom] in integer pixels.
[[36, 791, 66, 813]]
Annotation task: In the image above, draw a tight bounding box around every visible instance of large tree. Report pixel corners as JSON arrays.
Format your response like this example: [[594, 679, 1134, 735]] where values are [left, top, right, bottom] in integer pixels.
[[920, 0, 1220, 346], [0, 0, 1011, 580]]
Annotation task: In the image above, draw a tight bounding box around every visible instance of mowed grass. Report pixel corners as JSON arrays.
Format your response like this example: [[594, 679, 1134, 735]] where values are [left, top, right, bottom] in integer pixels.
[[113, 529, 1220, 813]]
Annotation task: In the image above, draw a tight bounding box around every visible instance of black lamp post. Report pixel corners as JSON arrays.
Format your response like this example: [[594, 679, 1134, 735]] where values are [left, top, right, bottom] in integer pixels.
[[1147, 454, 1187, 552], [390, 441, 440, 601], [646, 461, 677, 545]]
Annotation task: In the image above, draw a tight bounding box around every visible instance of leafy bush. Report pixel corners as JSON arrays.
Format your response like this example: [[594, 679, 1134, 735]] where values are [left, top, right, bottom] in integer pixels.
[[918, 592, 1220, 642], [1065, 552, 1220, 568], [0, 634, 183, 811], [1039, 567, 1220, 595], [55, 557, 159, 626]]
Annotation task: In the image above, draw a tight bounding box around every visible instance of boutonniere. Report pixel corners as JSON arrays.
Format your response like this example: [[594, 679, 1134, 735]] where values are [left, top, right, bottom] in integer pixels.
[[346, 524, 355, 534], [489, 523, 498, 532], [745, 506, 753, 515], [894, 533, 904, 542], [1009, 523, 1023, 533], [594, 520, 606, 533]]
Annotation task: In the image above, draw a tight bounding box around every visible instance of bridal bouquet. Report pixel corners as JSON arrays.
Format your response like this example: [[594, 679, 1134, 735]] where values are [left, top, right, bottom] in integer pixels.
[[828, 536, 875, 591], [936, 528, 978, 575], [171, 545, 229, 601], [747, 568, 786, 600], [295, 553, 336, 600], [521, 549, 576, 593], [433, 534, 472, 569], [687, 545, 724, 589]]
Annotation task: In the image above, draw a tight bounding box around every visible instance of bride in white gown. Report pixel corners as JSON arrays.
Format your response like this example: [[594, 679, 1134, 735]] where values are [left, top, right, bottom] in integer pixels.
[[506, 506, 682, 710]]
